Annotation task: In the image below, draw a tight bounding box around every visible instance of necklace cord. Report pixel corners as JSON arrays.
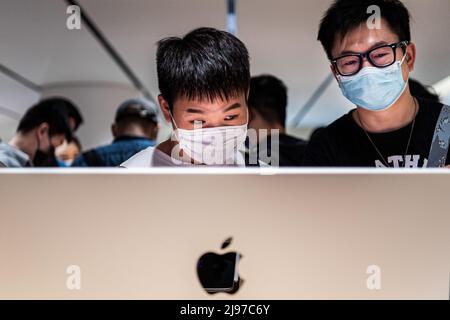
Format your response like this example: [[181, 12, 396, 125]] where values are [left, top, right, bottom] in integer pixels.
[[356, 98, 418, 168]]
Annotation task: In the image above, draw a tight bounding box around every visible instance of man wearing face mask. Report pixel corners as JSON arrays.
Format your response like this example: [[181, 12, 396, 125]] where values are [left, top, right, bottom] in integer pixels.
[[0, 100, 72, 168], [304, 0, 450, 168], [32, 97, 83, 167], [122, 27, 256, 167]]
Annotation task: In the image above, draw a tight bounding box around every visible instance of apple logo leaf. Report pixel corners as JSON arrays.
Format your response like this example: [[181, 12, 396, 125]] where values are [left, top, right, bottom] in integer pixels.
[[221, 237, 233, 250]]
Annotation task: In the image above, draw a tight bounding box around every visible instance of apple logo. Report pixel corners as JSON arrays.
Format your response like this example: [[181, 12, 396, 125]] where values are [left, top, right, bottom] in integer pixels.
[[196, 237, 243, 294]]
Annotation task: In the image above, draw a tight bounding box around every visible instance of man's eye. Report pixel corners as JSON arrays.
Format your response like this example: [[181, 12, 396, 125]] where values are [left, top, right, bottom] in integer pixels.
[[225, 115, 238, 121]]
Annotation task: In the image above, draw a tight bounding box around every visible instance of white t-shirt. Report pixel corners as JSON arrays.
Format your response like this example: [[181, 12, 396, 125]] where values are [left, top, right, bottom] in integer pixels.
[[121, 146, 247, 168]]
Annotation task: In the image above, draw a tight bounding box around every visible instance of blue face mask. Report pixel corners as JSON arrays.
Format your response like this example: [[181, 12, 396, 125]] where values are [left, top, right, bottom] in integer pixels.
[[337, 55, 408, 111]]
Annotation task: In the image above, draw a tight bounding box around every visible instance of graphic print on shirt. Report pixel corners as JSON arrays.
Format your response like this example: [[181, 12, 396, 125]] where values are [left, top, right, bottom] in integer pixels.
[[374, 154, 427, 168]]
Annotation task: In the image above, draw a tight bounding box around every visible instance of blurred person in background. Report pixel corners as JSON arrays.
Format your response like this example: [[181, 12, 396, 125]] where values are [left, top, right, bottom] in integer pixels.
[[55, 136, 82, 167], [72, 99, 158, 167], [32, 97, 84, 167], [247, 75, 308, 166], [0, 100, 72, 168]]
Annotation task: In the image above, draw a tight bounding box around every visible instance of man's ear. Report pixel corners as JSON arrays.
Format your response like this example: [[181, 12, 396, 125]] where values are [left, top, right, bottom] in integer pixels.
[[158, 95, 172, 123], [36, 122, 50, 138], [111, 124, 117, 138], [405, 42, 416, 72], [151, 123, 160, 140]]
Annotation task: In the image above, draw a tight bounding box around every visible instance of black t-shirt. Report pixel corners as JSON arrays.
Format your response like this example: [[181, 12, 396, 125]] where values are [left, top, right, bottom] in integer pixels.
[[276, 134, 308, 166], [303, 98, 450, 167], [256, 134, 307, 167]]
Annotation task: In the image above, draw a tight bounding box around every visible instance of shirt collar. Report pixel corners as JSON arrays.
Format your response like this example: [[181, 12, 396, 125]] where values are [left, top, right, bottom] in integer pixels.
[[113, 135, 155, 143]]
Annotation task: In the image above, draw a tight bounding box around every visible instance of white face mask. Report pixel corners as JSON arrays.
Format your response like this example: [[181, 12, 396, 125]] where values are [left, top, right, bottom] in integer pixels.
[[170, 111, 248, 165]]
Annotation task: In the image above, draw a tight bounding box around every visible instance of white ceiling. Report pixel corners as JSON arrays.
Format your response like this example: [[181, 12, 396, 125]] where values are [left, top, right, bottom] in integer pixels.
[[1, 0, 449, 133]]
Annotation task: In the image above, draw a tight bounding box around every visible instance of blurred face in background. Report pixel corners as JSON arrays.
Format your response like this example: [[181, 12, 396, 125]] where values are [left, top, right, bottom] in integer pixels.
[[55, 140, 81, 166]]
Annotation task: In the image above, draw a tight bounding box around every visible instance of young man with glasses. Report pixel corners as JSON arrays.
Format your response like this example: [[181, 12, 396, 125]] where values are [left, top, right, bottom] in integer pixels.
[[304, 0, 449, 168]]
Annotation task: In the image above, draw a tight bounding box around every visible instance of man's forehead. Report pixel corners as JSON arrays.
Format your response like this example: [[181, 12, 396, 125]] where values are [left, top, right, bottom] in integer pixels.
[[332, 20, 399, 56], [176, 96, 245, 111]]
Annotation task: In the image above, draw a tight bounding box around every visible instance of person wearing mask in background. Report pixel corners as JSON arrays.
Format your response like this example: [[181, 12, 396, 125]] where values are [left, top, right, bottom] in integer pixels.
[[304, 0, 449, 168], [72, 99, 158, 167], [247, 75, 308, 166], [121, 27, 257, 167], [0, 100, 72, 168], [55, 136, 82, 167], [32, 97, 84, 167]]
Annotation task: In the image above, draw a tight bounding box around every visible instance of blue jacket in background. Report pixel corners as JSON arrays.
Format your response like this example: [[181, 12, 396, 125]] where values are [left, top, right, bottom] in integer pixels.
[[72, 136, 156, 167]]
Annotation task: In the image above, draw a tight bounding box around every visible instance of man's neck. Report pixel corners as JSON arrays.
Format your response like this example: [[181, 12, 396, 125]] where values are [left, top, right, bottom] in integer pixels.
[[8, 133, 35, 160], [353, 91, 418, 133], [116, 127, 150, 140], [256, 123, 285, 142]]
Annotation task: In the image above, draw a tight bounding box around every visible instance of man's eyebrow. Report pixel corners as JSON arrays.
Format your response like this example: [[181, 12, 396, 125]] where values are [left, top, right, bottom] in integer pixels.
[[339, 41, 390, 56], [223, 103, 241, 113], [185, 108, 204, 114], [185, 103, 241, 114]]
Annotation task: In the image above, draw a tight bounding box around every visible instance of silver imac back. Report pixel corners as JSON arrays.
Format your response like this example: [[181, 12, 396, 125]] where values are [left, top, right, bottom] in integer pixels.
[[0, 168, 449, 299]]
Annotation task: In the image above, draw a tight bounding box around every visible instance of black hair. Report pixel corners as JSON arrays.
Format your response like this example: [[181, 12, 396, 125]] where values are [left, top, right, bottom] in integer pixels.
[[116, 115, 158, 129], [70, 136, 82, 151], [156, 27, 250, 109], [248, 75, 288, 127], [39, 97, 83, 131], [409, 79, 440, 102], [17, 98, 73, 141], [63, 99, 83, 131], [318, 0, 411, 60]]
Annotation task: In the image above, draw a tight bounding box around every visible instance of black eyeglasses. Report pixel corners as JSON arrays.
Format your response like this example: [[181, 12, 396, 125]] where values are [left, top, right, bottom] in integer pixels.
[[331, 41, 409, 76]]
